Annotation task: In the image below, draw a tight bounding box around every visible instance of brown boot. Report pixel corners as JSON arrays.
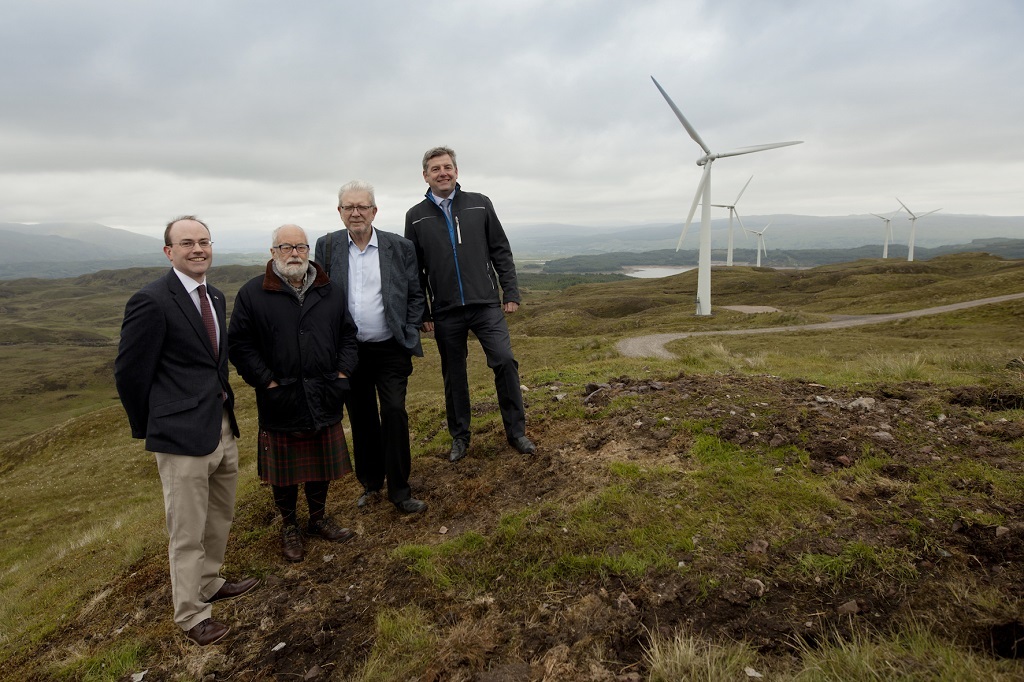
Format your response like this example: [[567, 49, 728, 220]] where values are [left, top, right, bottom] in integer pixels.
[[281, 524, 304, 562], [307, 516, 355, 542]]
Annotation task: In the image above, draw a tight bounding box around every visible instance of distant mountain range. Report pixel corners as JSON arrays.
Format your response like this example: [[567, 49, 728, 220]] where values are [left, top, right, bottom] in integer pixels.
[[2, 215, 1022, 279], [505, 214, 1024, 258], [0, 222, 266, 279]]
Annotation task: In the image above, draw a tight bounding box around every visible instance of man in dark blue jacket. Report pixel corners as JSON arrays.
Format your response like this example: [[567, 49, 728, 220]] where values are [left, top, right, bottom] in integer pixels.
[[228, 224, 359, 562], [404, 146, 536, 462]]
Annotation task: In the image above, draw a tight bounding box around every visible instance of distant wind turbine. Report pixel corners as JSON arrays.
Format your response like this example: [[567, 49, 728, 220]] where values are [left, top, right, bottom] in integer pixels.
[[712, 175, 753, 266], [746, 223, 771, 267], [870, 209, 900, 259], [896, 197, 941, 262], [651, 76, 802, 315]]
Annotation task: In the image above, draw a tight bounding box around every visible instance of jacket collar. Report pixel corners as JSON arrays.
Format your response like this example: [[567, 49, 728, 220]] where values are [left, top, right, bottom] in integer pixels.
[[261, 259, 330, 292], [426, 183, 461, 205]]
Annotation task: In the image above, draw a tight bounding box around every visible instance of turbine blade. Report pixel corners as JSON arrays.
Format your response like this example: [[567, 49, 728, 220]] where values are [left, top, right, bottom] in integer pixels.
[[895, 197, 915, 218], [762, 222, 772, 234], [716, 141, 802, 159], [870, 213, 886, 220], [734, 210, 747, 237], [677, 164, 711, 251], [734, 175, 753, 204], [651, 76, 712, 156], [918, 209, 941, 218]]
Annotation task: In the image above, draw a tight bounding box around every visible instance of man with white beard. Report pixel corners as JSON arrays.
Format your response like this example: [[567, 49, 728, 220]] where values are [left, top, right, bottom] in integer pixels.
[[228, 224, 359, 562]]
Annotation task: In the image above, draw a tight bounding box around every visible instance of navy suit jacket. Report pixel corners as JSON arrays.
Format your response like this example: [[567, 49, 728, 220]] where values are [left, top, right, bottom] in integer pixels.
[[314, 228, 425, 357], [115, 269, 239, 456]]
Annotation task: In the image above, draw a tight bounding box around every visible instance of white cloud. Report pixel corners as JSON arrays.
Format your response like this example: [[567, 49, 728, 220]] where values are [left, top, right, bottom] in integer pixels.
[[1, 0, 1022, 247]]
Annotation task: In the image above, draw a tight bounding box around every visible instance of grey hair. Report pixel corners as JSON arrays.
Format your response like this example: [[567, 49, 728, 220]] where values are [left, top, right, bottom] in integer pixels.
[[422, 146, 457, 172], [271, 224, 307, 247], [337, 180, 376, 207]]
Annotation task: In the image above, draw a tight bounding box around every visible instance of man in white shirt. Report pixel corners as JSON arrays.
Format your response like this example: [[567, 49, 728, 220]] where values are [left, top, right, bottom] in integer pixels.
[[314, 181, 428, 514]]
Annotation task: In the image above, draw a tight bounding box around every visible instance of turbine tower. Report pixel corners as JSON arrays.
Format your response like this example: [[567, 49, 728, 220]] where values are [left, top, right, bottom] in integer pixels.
[[896, 197, 940, 262], [746, 223, 771, 267], [651, 76, 802, 315], [870, 209, 900, 259], [711, 175, 753, 266]]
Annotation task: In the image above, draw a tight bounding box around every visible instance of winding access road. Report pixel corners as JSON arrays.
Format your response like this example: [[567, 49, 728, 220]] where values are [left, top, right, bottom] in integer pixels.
[[616, 292, 1024, 359]]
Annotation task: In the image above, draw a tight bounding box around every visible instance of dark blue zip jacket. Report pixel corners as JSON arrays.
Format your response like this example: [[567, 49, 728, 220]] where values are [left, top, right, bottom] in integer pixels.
[[404, 184, 521, 321]]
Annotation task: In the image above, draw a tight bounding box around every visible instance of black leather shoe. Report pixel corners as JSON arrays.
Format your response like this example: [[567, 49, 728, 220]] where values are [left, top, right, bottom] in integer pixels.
[[206, 577, 259, 603], [357, 489, 380, 508], [509, 435, 537, 454], [449, 439, 469, 462], [308, 516, 355, 543], [396, 498, 427, 514], [281, 524, 304, 562], [186, 618, 230, 646]]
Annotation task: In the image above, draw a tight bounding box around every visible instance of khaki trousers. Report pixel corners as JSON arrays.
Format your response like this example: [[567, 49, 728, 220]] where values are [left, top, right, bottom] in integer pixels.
[[155, 410, 239, 631]]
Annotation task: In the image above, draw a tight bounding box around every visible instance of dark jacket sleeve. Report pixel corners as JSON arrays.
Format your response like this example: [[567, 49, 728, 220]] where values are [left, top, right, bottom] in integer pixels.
[[404, 208, 434, 323], [227, 282, 275, 389], [114, 289, 165, 439], [483, 196, 521, 304], [313, 232, 335, 277], [399, 237, 426, 351], [335, 301, 359, 376]]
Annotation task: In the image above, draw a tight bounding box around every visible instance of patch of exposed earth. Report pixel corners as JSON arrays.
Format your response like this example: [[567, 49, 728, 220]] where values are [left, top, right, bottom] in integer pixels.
[[14, 374, 1024, 680]]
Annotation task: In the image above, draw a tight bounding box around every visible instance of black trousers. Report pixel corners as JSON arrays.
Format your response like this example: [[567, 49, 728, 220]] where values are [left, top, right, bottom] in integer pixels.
[[432, 303, 526, 444], [346, 338, 414, 504]]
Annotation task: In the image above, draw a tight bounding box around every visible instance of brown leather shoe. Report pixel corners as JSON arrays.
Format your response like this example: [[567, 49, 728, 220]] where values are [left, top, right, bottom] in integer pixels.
[[307, 516, 355, 542], [186, 618, 230, 646], [281, 524, 305, 562], [206, 577, 260, 603]]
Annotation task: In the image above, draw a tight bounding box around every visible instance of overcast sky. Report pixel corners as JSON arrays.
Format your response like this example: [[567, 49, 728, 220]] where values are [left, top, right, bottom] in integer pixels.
[[2, 0, 1022, 249]]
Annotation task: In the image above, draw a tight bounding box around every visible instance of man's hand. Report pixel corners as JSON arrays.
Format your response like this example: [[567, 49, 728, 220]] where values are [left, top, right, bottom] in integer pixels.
[[421, 321, 435, 333], [338, 372, 348, 379], [267, 380, 279, 389], [503, 302, 519, 314]]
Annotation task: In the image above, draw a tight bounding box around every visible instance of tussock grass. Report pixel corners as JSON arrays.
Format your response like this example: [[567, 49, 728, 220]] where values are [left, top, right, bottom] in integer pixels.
[[355, 606, 437, 682], [788, 624, 1022, 681], [644, 627, 760, 681], [643, 623, 1024, 681], [50, 640, 149, 682]]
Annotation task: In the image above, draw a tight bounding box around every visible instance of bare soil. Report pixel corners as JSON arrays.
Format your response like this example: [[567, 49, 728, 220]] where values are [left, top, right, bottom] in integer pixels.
[[13, 373, 1024, 680]]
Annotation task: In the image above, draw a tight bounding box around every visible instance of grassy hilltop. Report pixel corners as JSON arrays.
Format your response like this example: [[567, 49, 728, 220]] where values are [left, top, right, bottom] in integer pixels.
[[1, 254, 1023, 680]]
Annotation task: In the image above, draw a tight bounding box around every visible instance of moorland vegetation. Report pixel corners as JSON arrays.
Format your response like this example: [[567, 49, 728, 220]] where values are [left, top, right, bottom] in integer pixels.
[[1, 253, 1023, 680]]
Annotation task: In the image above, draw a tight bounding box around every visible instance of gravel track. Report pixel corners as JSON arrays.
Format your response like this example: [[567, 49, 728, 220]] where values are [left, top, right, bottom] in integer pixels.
[[616, 292, 1024, 359]]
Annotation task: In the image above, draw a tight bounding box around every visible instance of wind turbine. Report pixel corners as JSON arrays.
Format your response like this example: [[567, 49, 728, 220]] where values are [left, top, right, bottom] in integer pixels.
[[896, 197, 940, 262], [870, 209, 900, 259], [712, 175, 753, 266], [652, 76, 802, 315], [746, 222, 771, 267]]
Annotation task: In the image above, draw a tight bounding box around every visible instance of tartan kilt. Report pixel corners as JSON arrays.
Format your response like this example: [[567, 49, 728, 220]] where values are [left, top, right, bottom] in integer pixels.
[[258, 419, 352, 486]]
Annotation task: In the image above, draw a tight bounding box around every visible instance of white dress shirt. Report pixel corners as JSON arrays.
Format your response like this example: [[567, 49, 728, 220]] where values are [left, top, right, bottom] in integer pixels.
[[347, 229, 391, 343]]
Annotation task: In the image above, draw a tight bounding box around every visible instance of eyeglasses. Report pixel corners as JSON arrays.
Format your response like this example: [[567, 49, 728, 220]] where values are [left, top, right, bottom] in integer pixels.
[[340, 205, 375, 214], [168, 239, 213, 249], [273, 243, 310, 254]]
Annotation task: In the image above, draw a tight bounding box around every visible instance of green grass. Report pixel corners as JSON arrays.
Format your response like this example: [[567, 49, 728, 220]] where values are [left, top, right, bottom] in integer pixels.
[[3, 255, 1024, 678], [51, 640, 150, 682], [355, 606, 438, 682]]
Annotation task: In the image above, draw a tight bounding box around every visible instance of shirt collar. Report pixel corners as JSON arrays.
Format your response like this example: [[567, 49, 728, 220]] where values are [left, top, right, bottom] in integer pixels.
[[347, 227, 379, 250], [172, 267, 205, 293], [428, 185, 458, 206]]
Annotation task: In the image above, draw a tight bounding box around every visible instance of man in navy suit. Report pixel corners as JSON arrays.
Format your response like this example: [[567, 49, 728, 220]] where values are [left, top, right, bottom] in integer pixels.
[[314, 181, 428, 514], [115, 216, 258, 646]]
